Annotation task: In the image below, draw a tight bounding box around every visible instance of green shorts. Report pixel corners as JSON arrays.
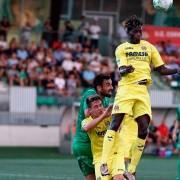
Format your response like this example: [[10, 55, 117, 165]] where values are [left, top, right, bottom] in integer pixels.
[[77, 156, 95, 176], [72, 140, 94, 176]]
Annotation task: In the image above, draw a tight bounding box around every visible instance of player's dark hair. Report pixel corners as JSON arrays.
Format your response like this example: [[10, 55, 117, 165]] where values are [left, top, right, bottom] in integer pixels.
[[124, 15, 143, 33], [93, 74, 111, 91], [86, 94, 101, 108]]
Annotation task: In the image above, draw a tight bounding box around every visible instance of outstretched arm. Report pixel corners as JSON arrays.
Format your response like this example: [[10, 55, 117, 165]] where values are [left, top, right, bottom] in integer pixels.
[[154, 65, 180, 75], [82, 105, 112, 132]]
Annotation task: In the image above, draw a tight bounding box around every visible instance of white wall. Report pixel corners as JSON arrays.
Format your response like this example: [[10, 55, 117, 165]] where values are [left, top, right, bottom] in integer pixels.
[[0, 126, 59, 146]]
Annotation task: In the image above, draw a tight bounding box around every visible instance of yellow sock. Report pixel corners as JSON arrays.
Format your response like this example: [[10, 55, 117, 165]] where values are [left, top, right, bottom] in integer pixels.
[[101, 130, 116, 164], [128, 138, 146, 173]]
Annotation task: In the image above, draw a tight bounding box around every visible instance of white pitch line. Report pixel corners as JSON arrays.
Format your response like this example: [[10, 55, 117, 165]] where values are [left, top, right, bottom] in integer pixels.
[[0, 173, 79, 180]]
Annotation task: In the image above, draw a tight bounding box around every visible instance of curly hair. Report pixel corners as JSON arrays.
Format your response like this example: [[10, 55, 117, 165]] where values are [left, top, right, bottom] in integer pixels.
[[124, 15, 143, 33]]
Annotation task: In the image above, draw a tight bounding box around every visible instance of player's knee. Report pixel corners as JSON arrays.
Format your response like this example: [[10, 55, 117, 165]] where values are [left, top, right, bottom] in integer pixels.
[[109, 114, 124, 131], [137, 114, 150, 139]]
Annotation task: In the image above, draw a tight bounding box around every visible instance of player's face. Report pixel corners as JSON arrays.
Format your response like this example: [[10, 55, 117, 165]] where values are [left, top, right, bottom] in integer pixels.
[[89, 100, 104, 118], [129, 27, 142, 43], [100, 79, 113, 97]]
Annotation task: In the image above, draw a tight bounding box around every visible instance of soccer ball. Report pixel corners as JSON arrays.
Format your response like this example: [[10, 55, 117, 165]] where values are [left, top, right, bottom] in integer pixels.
[[153, 0, 173, 11]]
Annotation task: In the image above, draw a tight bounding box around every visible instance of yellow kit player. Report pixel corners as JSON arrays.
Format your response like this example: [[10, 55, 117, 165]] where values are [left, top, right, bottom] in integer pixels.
[[82, 94, 138, 180], [100, 15, 180, 180], [82, 94, 113, 180]]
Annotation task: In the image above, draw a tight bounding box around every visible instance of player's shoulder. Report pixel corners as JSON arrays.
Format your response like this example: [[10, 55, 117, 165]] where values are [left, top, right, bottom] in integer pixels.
[[141, 40, 154, 48], [83, 88, 96, 97], [82, 116, 93, 125], [115, 42, 129, 51]]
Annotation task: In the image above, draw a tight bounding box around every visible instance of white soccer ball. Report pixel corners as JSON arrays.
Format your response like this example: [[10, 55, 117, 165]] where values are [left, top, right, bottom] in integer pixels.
[[153, 0, 173, 11]]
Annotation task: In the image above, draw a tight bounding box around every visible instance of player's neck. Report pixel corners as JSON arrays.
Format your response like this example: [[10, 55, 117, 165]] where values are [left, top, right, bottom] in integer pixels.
[[129, 38, 140, 44]]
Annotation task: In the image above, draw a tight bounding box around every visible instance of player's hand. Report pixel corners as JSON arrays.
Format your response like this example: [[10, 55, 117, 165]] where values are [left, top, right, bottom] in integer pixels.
[[104, 105, 113, 117], [126, 65, 135, 73]]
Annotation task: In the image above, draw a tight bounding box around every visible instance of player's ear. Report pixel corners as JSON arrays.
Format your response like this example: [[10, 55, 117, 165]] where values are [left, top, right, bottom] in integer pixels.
[[96, 85, 102, 93], [86, 108, 91, 117]]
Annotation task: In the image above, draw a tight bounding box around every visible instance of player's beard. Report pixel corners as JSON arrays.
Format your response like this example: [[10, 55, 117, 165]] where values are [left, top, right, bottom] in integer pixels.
[[101, 92, 112, 98]]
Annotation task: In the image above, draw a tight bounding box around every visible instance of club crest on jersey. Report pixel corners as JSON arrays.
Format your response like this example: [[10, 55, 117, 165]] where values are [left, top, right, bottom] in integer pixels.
[[113, 105, 119, 111], [141, 46, 147, 50]]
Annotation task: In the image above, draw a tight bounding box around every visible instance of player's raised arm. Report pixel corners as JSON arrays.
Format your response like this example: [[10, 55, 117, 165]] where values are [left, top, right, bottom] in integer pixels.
[[151, 44, 180, 75], [154, 65, 179, 76]]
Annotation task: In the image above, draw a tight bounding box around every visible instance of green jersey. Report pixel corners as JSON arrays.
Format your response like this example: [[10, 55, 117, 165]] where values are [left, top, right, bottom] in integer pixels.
[[176, 107, 180, 150], [73, 88, 111, 144]]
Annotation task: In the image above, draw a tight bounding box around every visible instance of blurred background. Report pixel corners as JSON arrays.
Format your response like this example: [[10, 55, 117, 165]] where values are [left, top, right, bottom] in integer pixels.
[[0, 0, 179, 179]]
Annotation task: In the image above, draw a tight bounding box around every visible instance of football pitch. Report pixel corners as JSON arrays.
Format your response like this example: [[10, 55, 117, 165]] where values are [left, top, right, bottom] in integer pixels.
[[0, 148, 178, 180]]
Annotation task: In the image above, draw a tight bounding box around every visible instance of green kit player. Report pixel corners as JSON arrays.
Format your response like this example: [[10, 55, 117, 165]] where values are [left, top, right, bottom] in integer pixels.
[[72, 74, 113, 180]]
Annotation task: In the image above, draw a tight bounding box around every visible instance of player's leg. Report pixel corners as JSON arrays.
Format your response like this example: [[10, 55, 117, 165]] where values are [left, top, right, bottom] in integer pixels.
[[113, 119, 137, 180], [112, 133, 127, 180], [120, 116, 138, 171], [77, 158, 95, 180], [72, 141, 95, 180], [101, 98, 134, 176], [100, 113, 125, 176], [128, 86, 151, 175], [128, 114, 150, 174]]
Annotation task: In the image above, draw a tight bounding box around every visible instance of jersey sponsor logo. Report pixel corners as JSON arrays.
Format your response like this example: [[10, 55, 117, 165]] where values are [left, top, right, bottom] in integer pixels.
[[126, 51, 148, 57]]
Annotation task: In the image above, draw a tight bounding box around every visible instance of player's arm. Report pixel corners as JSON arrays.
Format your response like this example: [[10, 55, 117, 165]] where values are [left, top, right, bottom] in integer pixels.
[[154, 65, 179, 75], [119, 65, 135, 76], [82, 106, 112, 132], [151, 44, 179, 75], [115, 46, 134, 76]]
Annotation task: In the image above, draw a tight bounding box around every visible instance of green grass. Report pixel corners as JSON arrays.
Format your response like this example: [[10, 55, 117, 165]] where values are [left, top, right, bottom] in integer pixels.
[[0, 148, 179, 180]]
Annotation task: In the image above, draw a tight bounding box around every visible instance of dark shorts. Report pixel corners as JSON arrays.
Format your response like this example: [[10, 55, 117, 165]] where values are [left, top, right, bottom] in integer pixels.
[[72, 140, 95, 176], [77, 156, 95, 176]]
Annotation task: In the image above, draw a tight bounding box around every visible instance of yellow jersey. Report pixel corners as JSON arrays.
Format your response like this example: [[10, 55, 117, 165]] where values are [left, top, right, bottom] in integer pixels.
[[82, 116, 111, 164], [115, 40, 164, 86]]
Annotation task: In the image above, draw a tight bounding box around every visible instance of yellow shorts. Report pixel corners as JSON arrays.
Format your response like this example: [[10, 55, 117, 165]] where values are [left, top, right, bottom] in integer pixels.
[[112, 84, 152, 119]]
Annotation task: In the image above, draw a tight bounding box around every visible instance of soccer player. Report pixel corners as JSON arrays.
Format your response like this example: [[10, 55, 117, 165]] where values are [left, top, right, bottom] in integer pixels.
[[100, 15, 180, 180], [72, 74, 113, 180], [82, 94, 113, 180], [82, 95, 137, 180]]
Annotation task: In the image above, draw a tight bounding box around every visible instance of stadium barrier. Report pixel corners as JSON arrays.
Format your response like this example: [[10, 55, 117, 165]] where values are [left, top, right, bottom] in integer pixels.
[[0, 87, 179, 154]]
